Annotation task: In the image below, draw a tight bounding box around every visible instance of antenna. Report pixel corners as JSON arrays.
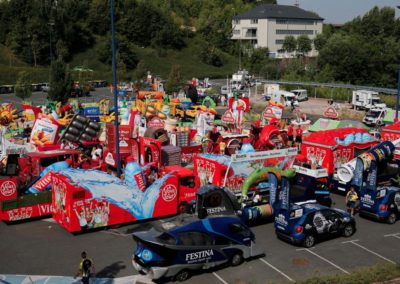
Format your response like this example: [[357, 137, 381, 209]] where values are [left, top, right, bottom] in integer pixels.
[[294, 0, 299, 7]]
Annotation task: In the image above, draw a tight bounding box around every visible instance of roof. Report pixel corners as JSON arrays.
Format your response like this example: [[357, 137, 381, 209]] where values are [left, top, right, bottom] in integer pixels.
[[309, 118, 370, 132], [233, 4, 323, 21], [382, 122, 400, 131], [303, 127, 369, 146]]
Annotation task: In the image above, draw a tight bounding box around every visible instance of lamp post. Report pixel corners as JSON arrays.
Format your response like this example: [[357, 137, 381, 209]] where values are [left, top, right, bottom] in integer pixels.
[[110, 0, 121, 177]]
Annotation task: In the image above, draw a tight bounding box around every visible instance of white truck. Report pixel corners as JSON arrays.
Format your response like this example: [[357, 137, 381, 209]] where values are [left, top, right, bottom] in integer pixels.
[[231, 70, 250, 90], [352, 90, 386, 110]]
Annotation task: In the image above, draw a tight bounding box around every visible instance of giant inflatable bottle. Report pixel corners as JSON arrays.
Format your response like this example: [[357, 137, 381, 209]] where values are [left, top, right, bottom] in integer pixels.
[[124, 156, 146, 191]]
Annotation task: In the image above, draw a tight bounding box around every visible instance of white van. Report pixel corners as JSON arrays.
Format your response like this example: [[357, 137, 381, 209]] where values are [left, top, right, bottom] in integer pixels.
[[269, 90, 299, 107], [291, 89, 308, 102], [362, 107, 387, 126]]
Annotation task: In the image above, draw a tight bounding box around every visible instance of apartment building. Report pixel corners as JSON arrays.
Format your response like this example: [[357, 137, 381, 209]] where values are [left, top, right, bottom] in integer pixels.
[[232, 4, 324, 58]]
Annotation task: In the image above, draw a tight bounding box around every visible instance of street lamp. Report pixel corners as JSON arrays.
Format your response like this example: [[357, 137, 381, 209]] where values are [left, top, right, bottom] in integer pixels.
[[48, 21, 55, 62], [110, 0, 121, 177]]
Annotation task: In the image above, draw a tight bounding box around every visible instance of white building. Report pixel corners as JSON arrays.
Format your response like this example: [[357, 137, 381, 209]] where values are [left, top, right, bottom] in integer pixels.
[[231, 4, 324, 58]]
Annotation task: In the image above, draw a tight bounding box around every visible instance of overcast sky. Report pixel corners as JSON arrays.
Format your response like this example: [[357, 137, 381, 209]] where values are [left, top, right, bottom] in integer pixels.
[[277, 0, 400, 24]]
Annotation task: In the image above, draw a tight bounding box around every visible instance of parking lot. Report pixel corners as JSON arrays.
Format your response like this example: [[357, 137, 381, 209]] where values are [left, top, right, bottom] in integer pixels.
[[0, 193, 399, 284]]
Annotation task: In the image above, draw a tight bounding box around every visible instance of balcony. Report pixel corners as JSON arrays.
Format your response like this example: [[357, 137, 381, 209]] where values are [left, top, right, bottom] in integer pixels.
[[244, 29, 257, 38]]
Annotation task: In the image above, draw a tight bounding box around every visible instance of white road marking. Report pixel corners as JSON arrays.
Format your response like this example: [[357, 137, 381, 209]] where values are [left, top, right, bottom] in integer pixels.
[[259, 258, 295, 282], [343, 240, 396, 264], [384, 233, 400, 239], [298, 248, 350, 275], [213, 272, 228, 284]]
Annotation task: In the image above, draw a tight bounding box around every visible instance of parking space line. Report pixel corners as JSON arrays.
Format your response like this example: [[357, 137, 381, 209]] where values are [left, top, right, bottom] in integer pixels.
[[298, 248, 350, 275], [384, 233, 400, 239], [342, 240, 396, 264], [259, 258, 295, 282], [212, 272, 228, 284]]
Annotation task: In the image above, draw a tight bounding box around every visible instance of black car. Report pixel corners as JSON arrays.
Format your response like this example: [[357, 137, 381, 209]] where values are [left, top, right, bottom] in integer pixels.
[[275, 203, 356, 248]]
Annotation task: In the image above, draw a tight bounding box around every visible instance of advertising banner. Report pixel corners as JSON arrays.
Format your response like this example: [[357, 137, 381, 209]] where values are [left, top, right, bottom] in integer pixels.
[[280, 177, 290, 210], [30, 114, 60, 146], [366, 160, 377, 191], [268, 173, 278, 206], [352, 158, 364, 187]]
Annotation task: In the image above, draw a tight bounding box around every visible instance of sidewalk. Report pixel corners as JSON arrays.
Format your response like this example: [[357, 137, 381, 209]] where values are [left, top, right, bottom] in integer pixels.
[[0, 275, 154, 284]]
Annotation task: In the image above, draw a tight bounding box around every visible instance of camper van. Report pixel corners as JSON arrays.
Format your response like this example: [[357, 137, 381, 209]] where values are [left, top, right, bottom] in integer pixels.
[[267, 90, 299, 107], [291, 89, 308, 102], [352, 90, 386, 110]]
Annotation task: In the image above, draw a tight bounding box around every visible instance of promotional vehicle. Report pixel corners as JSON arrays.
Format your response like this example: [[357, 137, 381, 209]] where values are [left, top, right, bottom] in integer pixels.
[[339, 140, 400, 224], [275, 203, 356, 248], [0, 149, 80, 222], [362, 107, 387, 126], [302, 128, 378, 192], [51, 166, 200, 233], [352, 90, 386, 110], [132, 215, 263, 281], [266, 90, 299, 107]]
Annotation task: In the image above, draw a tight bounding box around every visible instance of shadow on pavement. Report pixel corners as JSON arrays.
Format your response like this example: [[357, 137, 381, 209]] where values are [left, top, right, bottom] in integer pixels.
[[96, 261, 126, 278]]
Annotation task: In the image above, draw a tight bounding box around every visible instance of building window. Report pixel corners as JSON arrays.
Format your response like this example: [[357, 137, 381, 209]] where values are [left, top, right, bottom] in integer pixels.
[[276, 19, 287, 24], [276, 29, 314, 35], [276, 19, 314, 25], [233, 29, 240, 35], [251, 19, 258, 24], [233, 19, 240, 25], [275, 39, 285, 44]]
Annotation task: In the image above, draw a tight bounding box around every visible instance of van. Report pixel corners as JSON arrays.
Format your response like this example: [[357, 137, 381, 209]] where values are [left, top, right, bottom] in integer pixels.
[[268, 90, 299, 107], [291, 89, 308, 102]]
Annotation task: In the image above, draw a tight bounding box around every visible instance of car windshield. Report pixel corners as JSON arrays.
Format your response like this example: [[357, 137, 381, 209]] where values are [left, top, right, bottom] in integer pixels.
[[372, 98, 381, 104], [156, 232, 177, 245], [366, 110, 381, 118]]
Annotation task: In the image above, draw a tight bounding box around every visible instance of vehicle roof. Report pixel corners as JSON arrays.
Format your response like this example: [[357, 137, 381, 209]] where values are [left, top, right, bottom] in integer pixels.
[[163, 166, 194, 177], [273, 90, 295, 97], [26, 149, 81, 157], [291, 89, 307, 92], [303, 127, 369, 146]]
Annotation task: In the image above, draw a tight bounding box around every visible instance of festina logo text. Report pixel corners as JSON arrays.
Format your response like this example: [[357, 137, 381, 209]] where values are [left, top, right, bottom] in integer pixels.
[[206, 206, 226, 214], [185, 250, 214, 261]]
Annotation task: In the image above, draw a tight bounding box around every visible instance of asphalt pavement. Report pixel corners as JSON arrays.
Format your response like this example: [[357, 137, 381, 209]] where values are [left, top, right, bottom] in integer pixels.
[[0, 194, 399, 284]]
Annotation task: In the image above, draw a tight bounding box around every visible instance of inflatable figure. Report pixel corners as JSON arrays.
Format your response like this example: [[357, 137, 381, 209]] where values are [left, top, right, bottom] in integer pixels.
[[0, 104, 18, 126]]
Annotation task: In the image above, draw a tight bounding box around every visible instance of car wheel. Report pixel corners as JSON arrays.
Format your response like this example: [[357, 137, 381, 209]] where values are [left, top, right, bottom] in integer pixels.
[[174, 270, 190, 282], [387, 212, 397, 224], [303, 234, 315, 248], [231, 252, 244, 266], [342, 224, 355, 237]]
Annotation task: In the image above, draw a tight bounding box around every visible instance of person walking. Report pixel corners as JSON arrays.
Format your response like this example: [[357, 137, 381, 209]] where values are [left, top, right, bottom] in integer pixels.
[[346, 187, 358, 216], [287, 123, 294, 147], [74, 251, 95, 284], [295, 125, 303, 151]]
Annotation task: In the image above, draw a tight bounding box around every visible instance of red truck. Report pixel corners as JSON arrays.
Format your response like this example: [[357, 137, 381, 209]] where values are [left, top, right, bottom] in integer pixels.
[[0, 149, 80, 222], [51, 165, 199, 233]]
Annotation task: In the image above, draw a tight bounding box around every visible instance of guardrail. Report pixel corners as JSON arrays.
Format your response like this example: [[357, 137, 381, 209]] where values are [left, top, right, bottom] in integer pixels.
[[261, 80, 398, 95]]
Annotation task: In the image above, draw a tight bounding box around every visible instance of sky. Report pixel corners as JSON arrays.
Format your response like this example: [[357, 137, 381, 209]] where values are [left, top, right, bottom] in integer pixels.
[[278, 0, 400, 24]]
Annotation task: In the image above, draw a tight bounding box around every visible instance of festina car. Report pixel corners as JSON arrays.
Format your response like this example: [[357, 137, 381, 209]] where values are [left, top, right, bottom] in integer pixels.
[[275, 203, 356, 248], [132, 215, 263, 281], [359, 186, 400, 224]]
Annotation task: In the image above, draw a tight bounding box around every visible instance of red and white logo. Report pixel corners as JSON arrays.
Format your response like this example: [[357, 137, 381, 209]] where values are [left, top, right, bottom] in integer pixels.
[[162, 184, 177, 202], [0, 180, 16, 197]]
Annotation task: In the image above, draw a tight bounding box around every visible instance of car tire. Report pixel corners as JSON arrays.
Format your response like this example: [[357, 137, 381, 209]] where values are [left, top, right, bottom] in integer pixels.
[[303, 234, 315, 248], [387, 212, 397, 224], [174, 270, 190, 282], [231, 252, 244, 266], [342, 224, 355, 237]]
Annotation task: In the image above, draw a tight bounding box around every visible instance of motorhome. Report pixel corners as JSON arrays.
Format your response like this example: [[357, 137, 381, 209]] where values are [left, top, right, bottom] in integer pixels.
[[352, 90, 386, 110], [291, 89, 308, 102]]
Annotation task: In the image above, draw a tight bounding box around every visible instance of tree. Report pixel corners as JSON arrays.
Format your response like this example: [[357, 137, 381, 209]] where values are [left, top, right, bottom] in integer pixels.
[[56, 40, 69, 61], [133, 60, 147, 82], [249, 47, 269, 75], [15, 71, 32, 101], [313, 33, 327, 51], [166, 65, 182, 94], [30, 34, 40, 67], [296, 35, 312, 56], [282, 36, 296, 53], [48, 60, 71, 103]]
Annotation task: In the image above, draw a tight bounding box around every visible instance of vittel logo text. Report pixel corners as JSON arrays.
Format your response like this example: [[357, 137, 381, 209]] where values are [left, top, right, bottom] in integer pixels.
[[275, 214, 288, 226], [361, 194, 374, 206]]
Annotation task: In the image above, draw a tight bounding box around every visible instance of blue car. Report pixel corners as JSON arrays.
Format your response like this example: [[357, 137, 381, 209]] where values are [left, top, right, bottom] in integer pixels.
[[359, 186, 400, 224], [132, 215, 263, 281], [275, 203, 356, 248]]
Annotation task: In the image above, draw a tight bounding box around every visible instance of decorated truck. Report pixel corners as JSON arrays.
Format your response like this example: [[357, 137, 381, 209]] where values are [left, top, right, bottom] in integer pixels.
[[0, 149, 80, 221], [338, 141, 400, 224], [301, 127, 378, 192], [193, 149, 331, 223], [51, 167, 198, 233]]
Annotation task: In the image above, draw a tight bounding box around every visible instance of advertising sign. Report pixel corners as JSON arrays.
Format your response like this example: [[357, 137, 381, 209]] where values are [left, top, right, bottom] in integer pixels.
[[280, 177, 290, 210], [366, 160, 377, 191], [268, 173, 278, 206], [262, 106, 282, 120], [30, 114, 60, 145], [231, 148, 298, 163], [352, 158, 364, 187], [221, 110, 235, 124], [323, 106, 339, 119], [147, 117, 165, 129]]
